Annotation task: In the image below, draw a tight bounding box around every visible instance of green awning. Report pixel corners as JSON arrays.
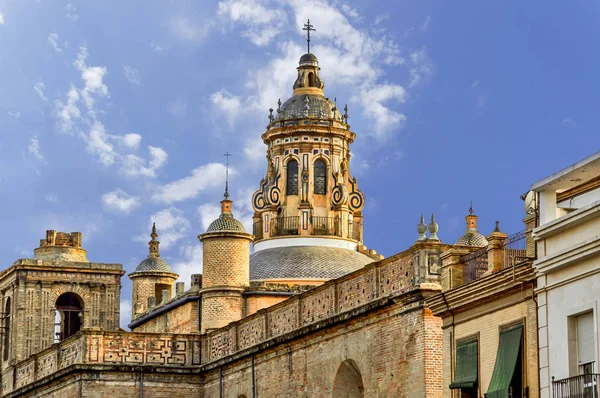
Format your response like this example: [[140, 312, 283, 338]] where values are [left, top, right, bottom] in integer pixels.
[[449, 339, 478, 389], [486, 325, 523, 398]]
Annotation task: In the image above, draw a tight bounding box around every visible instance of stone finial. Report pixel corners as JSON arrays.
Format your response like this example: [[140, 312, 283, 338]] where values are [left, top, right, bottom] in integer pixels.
[[268, 108, 274, 123], [494, 220, 501, 232], [277, 98, 282, 114], [343, 104, 349, 123], [428, 214, 440, 241], [148, 223, 160, 258], [417, 215, 427, 241], [161, 289, 171, 304], [176, 282, 185, 296]]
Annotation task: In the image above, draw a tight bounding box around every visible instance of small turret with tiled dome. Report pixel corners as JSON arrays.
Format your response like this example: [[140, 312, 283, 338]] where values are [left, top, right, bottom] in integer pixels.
[[129, 223, 179, 321], [455, 203, 489, 247], [198, 154, 254, 333], [134, 223, 173, 272]]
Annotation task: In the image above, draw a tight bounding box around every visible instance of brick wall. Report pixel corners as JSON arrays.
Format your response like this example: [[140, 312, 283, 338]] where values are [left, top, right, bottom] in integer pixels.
[[131, 300, 199, 334], [202, 302, 442, 397], [202, 237, 250, 288]]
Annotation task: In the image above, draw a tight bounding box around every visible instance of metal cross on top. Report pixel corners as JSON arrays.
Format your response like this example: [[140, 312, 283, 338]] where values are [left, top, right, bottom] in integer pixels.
[[223, 152, 232, 199], [302, 19, 316, 53]]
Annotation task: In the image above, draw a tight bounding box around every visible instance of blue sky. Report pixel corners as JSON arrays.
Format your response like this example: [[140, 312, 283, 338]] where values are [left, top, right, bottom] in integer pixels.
[[0, 0, 597, 327]]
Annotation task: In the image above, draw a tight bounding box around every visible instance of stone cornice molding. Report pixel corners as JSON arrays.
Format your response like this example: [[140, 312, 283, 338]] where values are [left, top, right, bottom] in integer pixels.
[[533, 200, 600, 240], [533, 234, 600, 276]]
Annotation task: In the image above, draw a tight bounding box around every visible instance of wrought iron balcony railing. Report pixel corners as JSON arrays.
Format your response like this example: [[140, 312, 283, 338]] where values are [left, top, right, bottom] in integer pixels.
[[553, 374, 600, 398], [270, 216, 300, 237], [253, 220, 263, 241], [311, 216, 340, 236]]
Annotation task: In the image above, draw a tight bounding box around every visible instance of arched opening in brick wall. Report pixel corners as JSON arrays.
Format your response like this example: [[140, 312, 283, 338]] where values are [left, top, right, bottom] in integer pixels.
[[54, 293, 83, 343], [238, 395, 248, 398], [3, 298, 10, 361], [332, 359, 364, 398]]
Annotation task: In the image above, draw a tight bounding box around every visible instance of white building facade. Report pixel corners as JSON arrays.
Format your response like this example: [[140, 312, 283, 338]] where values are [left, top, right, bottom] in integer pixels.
[[531, 150, 600, 398]]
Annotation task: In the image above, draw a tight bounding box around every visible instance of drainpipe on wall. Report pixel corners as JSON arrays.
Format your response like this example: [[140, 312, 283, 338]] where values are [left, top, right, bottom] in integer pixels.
[[252, 354, 256, 398], [219, 366, 223, 398], [139, 367, 144, 398]]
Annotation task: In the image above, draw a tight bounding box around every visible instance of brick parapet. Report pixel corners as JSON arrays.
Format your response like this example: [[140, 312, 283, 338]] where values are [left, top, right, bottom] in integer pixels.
[[201, 248, 443, 366], [2, 330, 201, 396]]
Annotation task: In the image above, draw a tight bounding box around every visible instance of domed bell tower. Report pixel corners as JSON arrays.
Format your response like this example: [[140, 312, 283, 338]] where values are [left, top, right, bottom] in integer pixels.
[[129, 223, 178, 320], [199, 184, 253, 333], [250, 21, 366, 272]]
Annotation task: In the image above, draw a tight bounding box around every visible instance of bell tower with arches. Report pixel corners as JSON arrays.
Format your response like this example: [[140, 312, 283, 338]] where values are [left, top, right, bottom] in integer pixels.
[[0, 230, 124, 368]]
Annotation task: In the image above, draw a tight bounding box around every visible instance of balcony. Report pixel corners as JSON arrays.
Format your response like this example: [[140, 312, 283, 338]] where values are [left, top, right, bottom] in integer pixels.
[[553, 374, 600, 398], [271, 216, 300, 237], [311, 216, 341, 236]]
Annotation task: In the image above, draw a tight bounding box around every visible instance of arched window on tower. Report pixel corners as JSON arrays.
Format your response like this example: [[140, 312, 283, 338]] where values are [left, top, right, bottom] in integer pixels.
[[287, 160, 299, 195], [314, 159, 327, 195], [308, 72, 315, 87], [3, 298, 10, 361], [54, 293, 83, 343]]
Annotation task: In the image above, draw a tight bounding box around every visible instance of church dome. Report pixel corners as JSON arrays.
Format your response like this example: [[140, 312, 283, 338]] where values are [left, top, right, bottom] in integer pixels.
[[250, 246, 373, 281], [135, 256, 172, 272], [299, 53, 318, 64], [276, 94, 343, 122], [207, 213, 246, 233]]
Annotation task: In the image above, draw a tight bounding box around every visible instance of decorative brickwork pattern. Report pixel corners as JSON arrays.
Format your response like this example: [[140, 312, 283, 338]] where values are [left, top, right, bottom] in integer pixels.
[[268, 299, 299, 338], [238, 315, 266, 351]]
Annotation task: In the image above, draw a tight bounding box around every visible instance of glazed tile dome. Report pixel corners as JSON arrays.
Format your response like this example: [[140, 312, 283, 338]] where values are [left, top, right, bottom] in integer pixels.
[[206, 213, 246, 233], [455, 232, 488, 247], [135, 256, 173, 272], [275, 94, 343, 122], [250, 246, 373, 281]]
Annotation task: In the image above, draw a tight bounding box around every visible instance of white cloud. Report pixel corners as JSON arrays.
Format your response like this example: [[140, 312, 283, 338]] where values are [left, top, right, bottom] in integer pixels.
[[44, 194, 58, 204], [421, 16, 431, 32], [7, 110, 21, 119], [353, 84, 407, 138], [341, 4, 360, 19], [409, 48, 434, 87], [86, 121, 116, 166], [73, 45, 109, 109], [123, 66, 141, 84], [136, 207, 191, 250], [169, 16, 212, 41], [167, 100, 188, 117], [0, 10, 4, 25], [121, 146, 168, 178], [119, 133, 142, 149], [28, 136, 45, 162], [54, 85, 81, 133], [217, 0, 287, 46], [152, 163, 228, 204], [65, 4, 79, 21], [172, 243, 203, 288], [198, 203, 221, 231], [34, 82, 48, 101], [150, 43, 166, 52], [102, 189, 141, 214], [561, 118, 577, 128], [211, 89, 242, 126], [218, 0, 412, 141], [48, 33, 62, 53]]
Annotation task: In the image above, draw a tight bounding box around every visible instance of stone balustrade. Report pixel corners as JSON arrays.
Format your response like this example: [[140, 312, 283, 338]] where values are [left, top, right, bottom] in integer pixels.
[[3, 330, 201, 395], [203, 249, 430, 365]]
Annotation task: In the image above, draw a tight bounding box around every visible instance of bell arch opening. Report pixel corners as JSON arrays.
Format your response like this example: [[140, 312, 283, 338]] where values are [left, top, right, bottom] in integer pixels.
[[308, 72, 315, 87], [54, 293, 83, 343], [332, 359, 365, 398]]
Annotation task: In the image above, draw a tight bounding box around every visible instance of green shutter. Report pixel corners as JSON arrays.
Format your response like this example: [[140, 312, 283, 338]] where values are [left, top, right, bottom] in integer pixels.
[[449, 339, 478, 389], [486, 325, 523, 398]]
